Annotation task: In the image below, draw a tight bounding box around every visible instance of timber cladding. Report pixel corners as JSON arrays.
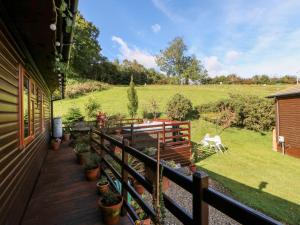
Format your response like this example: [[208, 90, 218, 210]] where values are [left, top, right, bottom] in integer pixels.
[[0, 27, 51, 224], [276, 97, 300, 158]]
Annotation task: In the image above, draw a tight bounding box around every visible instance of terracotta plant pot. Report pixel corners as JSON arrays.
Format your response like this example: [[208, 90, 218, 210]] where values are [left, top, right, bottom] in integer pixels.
[[189, 164, 197, 173], [145, 166, 170, 191], [98, 195, 123, 225], [51, 139, 61, 151], [138, 218, 151, 225], [76, 153, 85, 165], [133, 181, 145, 195], [97, 182, 110, 194], [63, 133, 71, 141], [85, 167, 100, 181], [162, 177, 170, 191]]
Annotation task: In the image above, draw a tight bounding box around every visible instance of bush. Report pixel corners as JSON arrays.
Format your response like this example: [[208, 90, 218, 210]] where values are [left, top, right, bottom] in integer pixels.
[[63, 106, 84, 123], [65, 80, 109, 98], [85, 98, 101, 120], [165, 93, 193, 121], [142, 98, 161, 119], [197, 94, 275, 132]]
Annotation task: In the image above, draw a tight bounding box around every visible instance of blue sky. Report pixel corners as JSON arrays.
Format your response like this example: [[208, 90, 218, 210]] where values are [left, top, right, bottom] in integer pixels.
[[79, 0, 300, 77]]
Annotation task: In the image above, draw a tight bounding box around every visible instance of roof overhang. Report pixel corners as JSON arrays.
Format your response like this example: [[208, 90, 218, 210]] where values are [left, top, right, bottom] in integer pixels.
[[267, 85, 300, 98], [0, 0, 78, 93]]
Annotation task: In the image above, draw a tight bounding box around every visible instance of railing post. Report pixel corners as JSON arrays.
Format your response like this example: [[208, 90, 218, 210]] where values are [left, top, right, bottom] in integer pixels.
[[100, 133, 104, 159], [193, 171, 209, 225], [121, 138, 128, 216], [162, 122, 165, 144], [188, 121, 191, 145], [130, 123, 134, 146]]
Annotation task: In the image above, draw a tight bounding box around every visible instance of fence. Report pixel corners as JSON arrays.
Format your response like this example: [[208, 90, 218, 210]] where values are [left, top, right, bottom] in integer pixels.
[[91, 129, 281, 225]]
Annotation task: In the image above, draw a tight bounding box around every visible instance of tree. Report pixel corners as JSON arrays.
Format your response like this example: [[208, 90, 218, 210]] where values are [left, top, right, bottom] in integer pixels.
[[182, 55, 208, 84], [127, 76, 138, 118], [70, 13, 104, 79], [156, 37, 187, 80], [84, 98, 101, 120], [156, 37, 207, 84]]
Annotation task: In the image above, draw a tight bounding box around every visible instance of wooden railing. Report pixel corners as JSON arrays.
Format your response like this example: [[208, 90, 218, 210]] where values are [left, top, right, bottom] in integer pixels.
[[91, 129, 282, 225], [121, 121, 191, 146]]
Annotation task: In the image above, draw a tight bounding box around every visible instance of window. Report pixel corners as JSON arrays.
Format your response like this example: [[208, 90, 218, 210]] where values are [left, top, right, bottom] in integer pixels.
[[19, 66, 36, 147], [23, 76, 30, 138]]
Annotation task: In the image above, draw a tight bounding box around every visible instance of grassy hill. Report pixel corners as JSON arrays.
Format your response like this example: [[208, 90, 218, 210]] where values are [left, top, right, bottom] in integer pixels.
[[54, 84, 300, 224], [54, 84, 286, 117]]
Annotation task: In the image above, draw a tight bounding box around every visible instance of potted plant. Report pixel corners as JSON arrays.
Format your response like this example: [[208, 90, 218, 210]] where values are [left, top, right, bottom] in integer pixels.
[[97, 176, 109, 194], [133, 180, 144, 195], [136, 212, 151, 225], [74, 142, 89, 165], [51, 138, 61, 151], [63, 124, 71, 141], [84, 153, 100, 181], [98, 191, 123, 225], [131, 201, 151, 225]]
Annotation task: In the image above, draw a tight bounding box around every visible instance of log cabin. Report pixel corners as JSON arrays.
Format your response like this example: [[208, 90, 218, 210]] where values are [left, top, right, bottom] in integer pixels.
[[268, 85, 300, 158], [0, 1, 77, 224]]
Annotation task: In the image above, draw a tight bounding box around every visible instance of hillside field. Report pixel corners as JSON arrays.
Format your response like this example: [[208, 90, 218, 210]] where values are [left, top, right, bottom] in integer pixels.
[[54, 84, 300, 224]]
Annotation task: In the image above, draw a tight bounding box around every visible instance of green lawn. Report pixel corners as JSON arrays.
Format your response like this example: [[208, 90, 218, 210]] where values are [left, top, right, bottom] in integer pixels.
[[54, 84, 287, 117], [54, 84, 300, 224]]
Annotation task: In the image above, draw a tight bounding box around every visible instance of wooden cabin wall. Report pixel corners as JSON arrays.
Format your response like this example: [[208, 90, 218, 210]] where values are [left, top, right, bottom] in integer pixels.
[[0, 28, 51, 225], [277, 97, 300, 158]]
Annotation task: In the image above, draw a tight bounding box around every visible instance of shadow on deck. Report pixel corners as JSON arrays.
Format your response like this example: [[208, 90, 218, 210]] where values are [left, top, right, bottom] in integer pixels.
[[21, 142, 132, 225]]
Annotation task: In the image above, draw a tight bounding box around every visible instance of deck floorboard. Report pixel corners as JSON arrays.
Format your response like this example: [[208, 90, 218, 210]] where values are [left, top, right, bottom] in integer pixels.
[[22, 142, 132, 225]]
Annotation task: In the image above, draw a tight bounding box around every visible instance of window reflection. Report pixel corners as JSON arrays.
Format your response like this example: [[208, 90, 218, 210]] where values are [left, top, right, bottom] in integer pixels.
[[23, 77, 29, 138], [31, 100, 34, 135]]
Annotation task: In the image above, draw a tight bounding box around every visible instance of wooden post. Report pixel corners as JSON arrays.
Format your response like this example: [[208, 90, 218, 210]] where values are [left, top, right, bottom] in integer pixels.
[[162, 122, 165, 144], [121, 138, 128, 216], [188, 121, 191, 145], [100, 133, 104, 159], [130, 123, 134, 146], [193, 171, 209, 225], [155, 132, 161, 222]]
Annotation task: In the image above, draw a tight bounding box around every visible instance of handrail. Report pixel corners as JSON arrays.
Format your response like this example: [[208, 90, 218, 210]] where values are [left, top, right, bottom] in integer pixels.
[[203, 188, 281, 225], [92, 129, 282, 225]]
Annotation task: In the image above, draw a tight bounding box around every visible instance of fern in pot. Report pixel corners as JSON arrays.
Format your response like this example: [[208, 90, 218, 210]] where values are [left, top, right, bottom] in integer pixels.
[[84, 153, 100, 181], [74, 142, 89, 165]]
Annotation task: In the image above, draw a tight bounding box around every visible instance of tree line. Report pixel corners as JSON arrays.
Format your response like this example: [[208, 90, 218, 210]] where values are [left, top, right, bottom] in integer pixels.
[[68, 13, 297, 85]]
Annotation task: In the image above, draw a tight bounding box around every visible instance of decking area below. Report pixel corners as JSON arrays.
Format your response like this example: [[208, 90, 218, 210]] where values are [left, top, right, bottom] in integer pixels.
[[21, 142, 131, 225]]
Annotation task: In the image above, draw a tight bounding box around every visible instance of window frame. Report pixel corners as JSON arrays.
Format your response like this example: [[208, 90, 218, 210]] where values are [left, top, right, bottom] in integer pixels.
[[19, 65, 36, 148]]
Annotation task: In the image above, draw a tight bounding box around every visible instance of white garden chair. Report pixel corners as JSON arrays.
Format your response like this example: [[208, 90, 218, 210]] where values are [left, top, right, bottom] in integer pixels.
[[201, 134, 226, 153]]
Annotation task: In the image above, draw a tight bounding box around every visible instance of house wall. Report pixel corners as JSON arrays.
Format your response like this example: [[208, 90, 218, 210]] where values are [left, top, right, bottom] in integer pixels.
[[276, 97, 300, 158], [0, 26, 51, 224]]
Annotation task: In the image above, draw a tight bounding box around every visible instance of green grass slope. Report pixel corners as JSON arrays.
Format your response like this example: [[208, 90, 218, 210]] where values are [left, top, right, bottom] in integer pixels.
[[54, 84, 286, 117]]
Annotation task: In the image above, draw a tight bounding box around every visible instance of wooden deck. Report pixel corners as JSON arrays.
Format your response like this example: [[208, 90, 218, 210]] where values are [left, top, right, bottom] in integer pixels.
[[21, 142, 132, 225]]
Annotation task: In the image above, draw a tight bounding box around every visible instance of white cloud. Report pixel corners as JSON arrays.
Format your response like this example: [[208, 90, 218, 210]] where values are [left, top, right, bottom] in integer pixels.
[[225, 50, 241, 63], [151, 24, 161, 33], [112, 36, 157, 69], [203, 56, 227, 75], [151, 0, 184, 22]]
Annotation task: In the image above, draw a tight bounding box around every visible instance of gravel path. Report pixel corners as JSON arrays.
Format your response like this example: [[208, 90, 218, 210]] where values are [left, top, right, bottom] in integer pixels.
[[164, 179, 240, 225], [143, 168, 240, 225]]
